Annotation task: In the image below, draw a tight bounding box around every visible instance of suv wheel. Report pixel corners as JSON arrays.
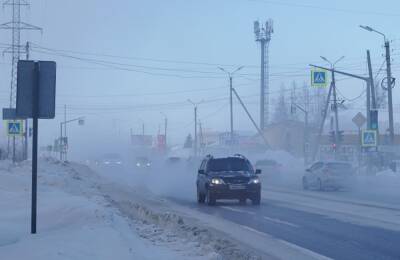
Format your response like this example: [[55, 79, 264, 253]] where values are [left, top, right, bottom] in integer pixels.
[[206, 189, 216, 206], [197, 188, 205, 204], [252, 192, 261, 205]]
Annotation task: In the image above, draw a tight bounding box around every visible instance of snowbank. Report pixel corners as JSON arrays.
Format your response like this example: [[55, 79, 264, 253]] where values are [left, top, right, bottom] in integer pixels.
[[0, 159, 219, 260]]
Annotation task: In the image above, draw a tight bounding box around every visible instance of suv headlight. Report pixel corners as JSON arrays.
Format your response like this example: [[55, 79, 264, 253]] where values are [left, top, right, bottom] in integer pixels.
[[248, 178, 260, 184], [211, 178, 225, 185]]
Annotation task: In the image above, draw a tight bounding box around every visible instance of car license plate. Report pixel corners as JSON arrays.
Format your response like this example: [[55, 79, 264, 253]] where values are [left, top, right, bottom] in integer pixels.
[[229, 184, 245, 190]]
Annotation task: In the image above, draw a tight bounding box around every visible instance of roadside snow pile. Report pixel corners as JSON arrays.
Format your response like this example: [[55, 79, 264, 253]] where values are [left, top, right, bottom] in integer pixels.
[[100, 184, 262, 260], [0, 158, 220, 260], [376, 169, 400, 178]]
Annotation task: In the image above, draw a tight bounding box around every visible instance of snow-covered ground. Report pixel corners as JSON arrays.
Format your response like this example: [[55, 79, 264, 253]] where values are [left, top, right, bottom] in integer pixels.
[[0, 159, 220, 260]]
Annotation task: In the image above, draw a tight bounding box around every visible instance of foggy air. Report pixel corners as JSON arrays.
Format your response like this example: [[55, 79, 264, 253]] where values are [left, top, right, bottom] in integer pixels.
[[0, 1, 399, 260]]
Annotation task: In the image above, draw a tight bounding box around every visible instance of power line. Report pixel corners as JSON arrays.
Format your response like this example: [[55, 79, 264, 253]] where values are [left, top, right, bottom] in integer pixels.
[[247, 0, 400, 17]]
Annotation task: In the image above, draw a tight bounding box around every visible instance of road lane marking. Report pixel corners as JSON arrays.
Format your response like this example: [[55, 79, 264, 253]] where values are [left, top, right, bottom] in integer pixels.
[[263, 216, 300, 228], [278, 239, 333, 260], [238, 225, 333, 260], [221, 206, 256, 215]]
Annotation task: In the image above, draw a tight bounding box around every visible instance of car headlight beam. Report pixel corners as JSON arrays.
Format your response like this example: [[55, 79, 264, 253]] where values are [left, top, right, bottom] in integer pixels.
[[248, 178, 260, 184], [211, 178, 224, 185]]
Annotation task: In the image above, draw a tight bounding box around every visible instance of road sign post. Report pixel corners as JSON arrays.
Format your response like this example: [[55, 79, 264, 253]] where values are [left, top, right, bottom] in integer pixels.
[[16, 60, 56, 234], [352, 112, 367, 173]]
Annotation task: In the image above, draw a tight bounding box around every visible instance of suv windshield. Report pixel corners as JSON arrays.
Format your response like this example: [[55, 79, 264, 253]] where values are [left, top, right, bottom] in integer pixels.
[[207, 158, 251, 172]]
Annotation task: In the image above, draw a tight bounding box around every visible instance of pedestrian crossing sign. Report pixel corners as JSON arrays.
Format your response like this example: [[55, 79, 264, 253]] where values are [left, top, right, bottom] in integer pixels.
[[361, 130, 377, 147], [311, 69, 328, 87], [5, 120, 24, 136]]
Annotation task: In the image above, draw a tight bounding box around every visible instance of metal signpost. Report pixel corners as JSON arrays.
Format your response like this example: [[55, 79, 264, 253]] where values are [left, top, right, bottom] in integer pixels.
[[352, 112, 367, 171], [16, 60, 56, 234]]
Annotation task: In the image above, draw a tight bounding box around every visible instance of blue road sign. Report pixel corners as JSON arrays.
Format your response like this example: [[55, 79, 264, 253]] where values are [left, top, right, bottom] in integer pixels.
[[311, 69, 328, 87], [7, 120, 23, 136], [361, 130, 377, 147]]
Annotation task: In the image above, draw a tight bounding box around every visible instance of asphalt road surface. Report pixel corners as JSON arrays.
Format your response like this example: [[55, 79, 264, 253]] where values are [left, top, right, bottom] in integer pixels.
[[96, 163, 400, 260]]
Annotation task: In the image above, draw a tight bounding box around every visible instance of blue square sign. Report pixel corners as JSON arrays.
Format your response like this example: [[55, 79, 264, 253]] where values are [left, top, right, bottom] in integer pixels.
[[311, 69, 328, 87], [6, 120, 23, 136]]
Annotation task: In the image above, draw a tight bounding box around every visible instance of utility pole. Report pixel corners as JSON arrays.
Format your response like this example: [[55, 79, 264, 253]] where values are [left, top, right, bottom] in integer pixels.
[[199, 121, 204, 155], [254, 20, 273, 130], [321, 56, 344, 156], [188, 100, 202, 156], [160, 112, 168, 149], [194, 106, 197, 157], [367, 50, 376, 110], [360, 25, 394, 144], [64, 105, 67, 160], [232, 88, 270, 148], [229, 76, 233, 144], [218, 66, 243, 146], [385, 40, 394, 144]]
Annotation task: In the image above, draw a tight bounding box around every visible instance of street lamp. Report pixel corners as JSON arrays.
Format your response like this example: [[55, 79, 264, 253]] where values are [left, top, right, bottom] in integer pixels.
[[360, 25, 386, 40], [218, 66, 244, 146], [360, 25, 394, 144]]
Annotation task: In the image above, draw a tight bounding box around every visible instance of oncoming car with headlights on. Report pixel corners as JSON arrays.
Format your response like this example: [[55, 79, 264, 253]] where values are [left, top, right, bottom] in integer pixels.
[[196, 154, 262, 206], [135, 156, 151, 169]]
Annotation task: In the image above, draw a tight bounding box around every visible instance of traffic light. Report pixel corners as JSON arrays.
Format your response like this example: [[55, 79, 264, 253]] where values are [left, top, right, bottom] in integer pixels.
[[370, 110, 378, 130]]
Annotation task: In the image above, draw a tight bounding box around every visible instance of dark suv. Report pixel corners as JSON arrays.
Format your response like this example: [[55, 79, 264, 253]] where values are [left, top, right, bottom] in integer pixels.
[[196, 154, 262, 206]]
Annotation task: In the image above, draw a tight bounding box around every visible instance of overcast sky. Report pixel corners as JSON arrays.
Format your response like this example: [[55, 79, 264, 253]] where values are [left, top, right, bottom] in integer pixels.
[[0, 0, 399, 158]]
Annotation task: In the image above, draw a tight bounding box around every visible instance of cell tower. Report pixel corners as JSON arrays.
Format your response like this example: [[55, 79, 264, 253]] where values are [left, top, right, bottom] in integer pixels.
[[254, 19, 273, 130], [0, 0, 41, 109]]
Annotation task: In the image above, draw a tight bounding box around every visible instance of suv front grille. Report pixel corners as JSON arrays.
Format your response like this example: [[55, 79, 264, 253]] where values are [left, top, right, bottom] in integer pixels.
[[222, 177, 249, 184]]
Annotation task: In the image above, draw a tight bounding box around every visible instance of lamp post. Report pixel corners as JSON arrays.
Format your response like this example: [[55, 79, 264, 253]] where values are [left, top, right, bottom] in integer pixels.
[[360, 25, 394, 144], [218, 66, 244, 145]]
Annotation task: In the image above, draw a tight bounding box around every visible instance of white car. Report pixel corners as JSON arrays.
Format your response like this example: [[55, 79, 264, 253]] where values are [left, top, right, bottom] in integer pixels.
[[302, 161, 354, 190]]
